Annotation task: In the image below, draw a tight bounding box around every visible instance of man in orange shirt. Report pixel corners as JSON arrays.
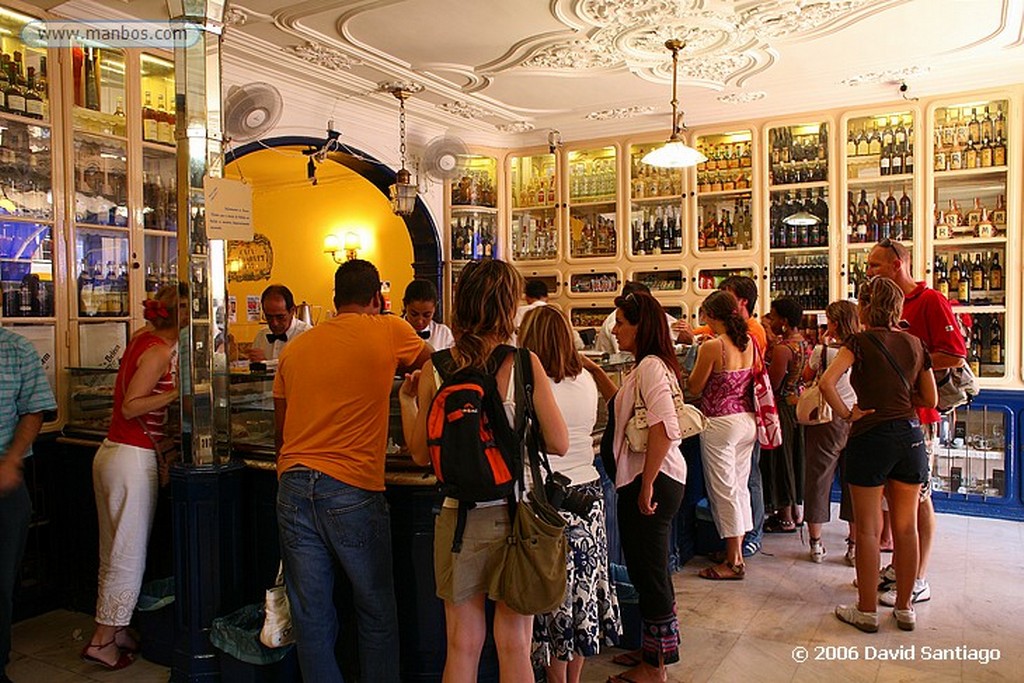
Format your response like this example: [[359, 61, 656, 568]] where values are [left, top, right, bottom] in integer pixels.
[[273, 260, 431, 683], [677, 276, 768, 556]]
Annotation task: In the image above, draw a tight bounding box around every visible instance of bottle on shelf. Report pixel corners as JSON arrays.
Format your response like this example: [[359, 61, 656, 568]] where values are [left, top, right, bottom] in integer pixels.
[[988, 317, 1003, 364], [143, 91, 158, 142], [157, 94, 173, 144], [24, 67, 43, 120], [84, 47, 100, 112], [5, 61, 26, 117], [988, 252, 1003, 290]]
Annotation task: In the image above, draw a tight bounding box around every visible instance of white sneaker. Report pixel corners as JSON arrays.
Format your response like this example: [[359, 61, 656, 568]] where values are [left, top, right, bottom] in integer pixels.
[[809, 538, 827, 563], [844, 539, 856, 567], [894, 607, 916, 631], [835, 605, 879, 633], [879, 579, 931, 607]]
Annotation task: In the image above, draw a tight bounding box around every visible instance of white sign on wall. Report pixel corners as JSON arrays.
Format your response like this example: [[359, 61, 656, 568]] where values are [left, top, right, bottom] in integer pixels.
[[204, 176, 254, 241]]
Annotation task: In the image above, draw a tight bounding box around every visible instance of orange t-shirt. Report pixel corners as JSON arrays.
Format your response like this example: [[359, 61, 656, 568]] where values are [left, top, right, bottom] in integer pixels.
[[693, 317, 767, 352], [273, 313, 425, 491]]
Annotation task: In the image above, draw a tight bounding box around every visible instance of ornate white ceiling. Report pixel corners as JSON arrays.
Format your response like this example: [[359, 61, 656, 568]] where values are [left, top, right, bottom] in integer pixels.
[[35, 0, 1024, 146]]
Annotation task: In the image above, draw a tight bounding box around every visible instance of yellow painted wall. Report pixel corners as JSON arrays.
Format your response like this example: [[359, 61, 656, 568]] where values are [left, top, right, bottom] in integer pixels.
[[225, 149, 415, 345]]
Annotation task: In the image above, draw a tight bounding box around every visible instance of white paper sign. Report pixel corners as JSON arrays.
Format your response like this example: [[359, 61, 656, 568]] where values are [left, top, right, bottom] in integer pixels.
[[10, 325, 57, 395], [79, 322, 128, 368], [204, 176, 254, 241]]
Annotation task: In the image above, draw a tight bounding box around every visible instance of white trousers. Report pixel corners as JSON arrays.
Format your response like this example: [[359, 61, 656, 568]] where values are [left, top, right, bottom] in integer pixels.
[[700, 413, 757, 539], [92, 439, 158, 626]]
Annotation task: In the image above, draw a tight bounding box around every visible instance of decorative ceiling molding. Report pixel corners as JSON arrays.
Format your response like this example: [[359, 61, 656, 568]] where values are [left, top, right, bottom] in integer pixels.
[[223, 7, 249, 27], [717, 91, 767, 104], [509, 0, 905, 89], [841, 66, 930, 86], [285, 41, 363, 71], [377, 80, 425, 95], [497, 121, 536, 133], [437, 101, 489, 120], [585, 105, 654, 120]]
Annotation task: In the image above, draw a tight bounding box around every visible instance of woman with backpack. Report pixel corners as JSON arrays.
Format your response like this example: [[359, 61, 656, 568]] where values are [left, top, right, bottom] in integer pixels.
[[819, 277, 936, 634], [582, 290, 687, 683], [399, 259, 569, 681], [517, 305, 620, 683]]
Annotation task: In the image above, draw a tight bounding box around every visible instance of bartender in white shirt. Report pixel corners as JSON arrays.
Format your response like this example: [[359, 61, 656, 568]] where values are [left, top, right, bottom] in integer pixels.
[[401, 279, 454, 350], [248, 284, 311, 361], [595, 280, 680, 354], [513, 279, 584, 349]]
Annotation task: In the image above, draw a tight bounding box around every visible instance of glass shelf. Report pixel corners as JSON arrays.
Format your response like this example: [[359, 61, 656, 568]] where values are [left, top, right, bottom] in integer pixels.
[[0, 220, 53, 318], [144, 234, 178, 299], [450, 154, 496, 208], [71, 45, 127, 136], [568, 203, 616, 259], [509, 152, 556, 210], [0, 120, 52, 220], [767, 121, 829, 186], [74, 133, 128, 227], [511, 208, 558, 261], [450, 210, 496, 261], [934, 406, 1007, 497], [0, 8, 52, 122], [73, 228, 130, 318], [568, 146, 616, 205]]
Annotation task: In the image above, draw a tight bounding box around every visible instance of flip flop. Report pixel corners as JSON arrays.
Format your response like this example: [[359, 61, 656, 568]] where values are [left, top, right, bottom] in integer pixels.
[[607, 674, 642, 683], [763, 517, 797, 534], [610, 651, 643, 667], [698, 562, 745, 580]]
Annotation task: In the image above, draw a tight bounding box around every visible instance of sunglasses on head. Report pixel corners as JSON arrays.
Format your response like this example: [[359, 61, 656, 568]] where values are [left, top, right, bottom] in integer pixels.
[[877, 237, 901, 259]]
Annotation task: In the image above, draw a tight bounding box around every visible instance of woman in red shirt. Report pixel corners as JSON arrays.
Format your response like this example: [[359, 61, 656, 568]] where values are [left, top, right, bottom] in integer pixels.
[[81, 285, 182, 670]]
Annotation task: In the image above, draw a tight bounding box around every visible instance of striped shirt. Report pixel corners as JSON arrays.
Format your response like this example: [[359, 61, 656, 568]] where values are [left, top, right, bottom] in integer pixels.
[[0, 328, 57, 460]]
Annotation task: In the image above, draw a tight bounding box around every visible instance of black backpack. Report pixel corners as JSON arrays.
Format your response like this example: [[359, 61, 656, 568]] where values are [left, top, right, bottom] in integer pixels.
[[427, 345, 527, 551]]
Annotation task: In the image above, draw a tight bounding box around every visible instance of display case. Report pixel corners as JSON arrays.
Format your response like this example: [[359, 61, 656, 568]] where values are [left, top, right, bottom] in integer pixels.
[[1, 6, 61, 423], [509, 150, 557, 262], [766, 119, 832, 312], [567, 269, 621, 296], [627, 142, 684, 257], [629, 267, 688, 296], [448, 153, 498, 262], [928, 95, 1013, 382], [933, 404, 1008, 499], [516, 269, 562, 299], [567, 145, 617, 260], [65, 366, 117, 435], [694, 129, 755, 254], [693, 264, 758, 295], [569, 305, 614, 331]]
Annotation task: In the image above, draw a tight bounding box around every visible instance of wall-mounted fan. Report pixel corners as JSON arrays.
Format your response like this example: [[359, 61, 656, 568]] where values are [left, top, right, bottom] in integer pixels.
[[420, 135, 470, 184], [224, 83, 283, 142]]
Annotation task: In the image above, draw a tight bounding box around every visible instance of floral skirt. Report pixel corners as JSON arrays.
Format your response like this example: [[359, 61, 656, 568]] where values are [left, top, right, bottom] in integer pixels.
[[532, 480, 621, 665]]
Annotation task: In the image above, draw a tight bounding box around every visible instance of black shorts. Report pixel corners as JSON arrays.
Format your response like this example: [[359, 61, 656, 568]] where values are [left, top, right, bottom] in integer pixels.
[[845, 419, 929, 488]]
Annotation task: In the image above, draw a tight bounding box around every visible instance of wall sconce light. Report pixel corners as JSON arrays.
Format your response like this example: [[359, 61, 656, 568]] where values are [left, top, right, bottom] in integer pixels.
[[324, 232, 362, 263]]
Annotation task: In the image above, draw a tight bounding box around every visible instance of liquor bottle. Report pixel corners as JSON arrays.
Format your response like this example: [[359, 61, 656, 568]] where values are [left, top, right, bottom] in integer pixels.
[[855, 189, 870, 242], [947, 199, 963, 230], [904, 140, 914, 174], [956, 108, 970, 147], [143, 91, 158, 142], [24, 67, 43, 119], [966, 197, 984, 228], [157, 94, 172, 144], [948, 134, 963, 171], [976, 208, 994, 238], [868, 121, 881, 156], [846, 124, 858, 158], [981, 106, 994, 142], [856, 123, 870, 157], [993, 104, 1005, 140], [989, 252, 1003, 290], [992, 133, 1006, 167], [948, 254, 962, 295], [84, 48, 100, 112], [989, 317, 1003, 364], [35, 56, 48, 117], [971, 253, 985, 291], [957, 264, 970, 303], [0, 57, 9, 113], [936, 258, 950, 299], [970, 334, 982, 376], [880, 140, 891, 176], [5, 63, 26, 116], [968, 108, 980, 142], [965, 138, 978, 169]]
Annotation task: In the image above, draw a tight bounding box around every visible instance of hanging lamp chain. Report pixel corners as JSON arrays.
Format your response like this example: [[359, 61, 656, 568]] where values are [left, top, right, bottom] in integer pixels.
[[666, 38, 684, 141], [397, 91, 408, 172]]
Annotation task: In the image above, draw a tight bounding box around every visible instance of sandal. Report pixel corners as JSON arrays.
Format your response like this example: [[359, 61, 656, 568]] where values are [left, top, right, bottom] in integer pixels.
[[610, 650, 643, 667], [81, 640, 134, 671], [763, 517, 797, 534], [698, 561, 745, 580]]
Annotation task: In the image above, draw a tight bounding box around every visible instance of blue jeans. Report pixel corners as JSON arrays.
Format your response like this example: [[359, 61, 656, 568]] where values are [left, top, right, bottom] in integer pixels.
[[277, 469, 400, 683], [744, 442, 764, 547], [0, 480, 31, 678]]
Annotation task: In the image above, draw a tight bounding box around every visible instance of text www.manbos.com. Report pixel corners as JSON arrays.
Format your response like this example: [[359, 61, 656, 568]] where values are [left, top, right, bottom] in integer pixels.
[[21, 20, 203, 49]]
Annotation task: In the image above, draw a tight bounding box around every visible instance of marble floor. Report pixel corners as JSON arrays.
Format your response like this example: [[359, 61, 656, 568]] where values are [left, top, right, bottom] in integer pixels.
[[8, 509, 1021, 683]]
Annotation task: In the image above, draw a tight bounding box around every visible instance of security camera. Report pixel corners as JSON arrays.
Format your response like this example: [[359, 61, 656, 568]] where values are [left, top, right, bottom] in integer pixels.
[[899, 82, 909, 93], [548, 129, 561, 154]]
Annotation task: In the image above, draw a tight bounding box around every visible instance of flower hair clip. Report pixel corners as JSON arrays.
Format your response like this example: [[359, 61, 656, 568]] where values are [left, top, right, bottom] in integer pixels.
[[143, 298, 170, 321]]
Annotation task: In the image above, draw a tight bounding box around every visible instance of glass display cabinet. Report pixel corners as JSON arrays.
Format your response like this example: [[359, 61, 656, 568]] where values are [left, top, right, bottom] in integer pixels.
[[1, 6, 60, 413], [627, 142, 684, 257], [930, 96, 1011, 380], [694, 129, 754, 254], [766, 119, 832, 313], [509, 150, 557, 262], [567, 269, 621, 296], [567, 146, 617, 260], [448, 153, 498, 261], [141, 54, 177, 297], [629, 267, 688, 296], [934, 404, 1008, 499]]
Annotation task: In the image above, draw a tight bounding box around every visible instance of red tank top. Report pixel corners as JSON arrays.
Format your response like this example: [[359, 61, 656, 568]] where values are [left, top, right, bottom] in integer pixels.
[[107, 331, 176, 449]]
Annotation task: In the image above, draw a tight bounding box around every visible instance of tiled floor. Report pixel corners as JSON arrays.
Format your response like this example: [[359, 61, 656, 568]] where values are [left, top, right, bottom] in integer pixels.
[[9, 509, 1022, 682]]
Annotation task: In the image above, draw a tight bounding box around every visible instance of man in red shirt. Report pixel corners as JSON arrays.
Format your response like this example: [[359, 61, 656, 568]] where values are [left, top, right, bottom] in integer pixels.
[[866, 238, 967, 607]]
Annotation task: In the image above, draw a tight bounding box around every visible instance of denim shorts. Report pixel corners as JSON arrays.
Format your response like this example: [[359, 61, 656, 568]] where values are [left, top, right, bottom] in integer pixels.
[[845, 419, 929, 488]]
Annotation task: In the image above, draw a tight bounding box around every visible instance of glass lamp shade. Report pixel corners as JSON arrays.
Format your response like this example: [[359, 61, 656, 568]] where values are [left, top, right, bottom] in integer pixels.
[[641, 140, 708, 169], [390, 169, 417, 216], [782, 211, 821, 226]]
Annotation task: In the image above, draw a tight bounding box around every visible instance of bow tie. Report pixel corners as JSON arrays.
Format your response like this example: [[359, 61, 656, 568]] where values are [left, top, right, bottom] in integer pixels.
[[416, 330, 431, 340], [267, 333, 288, 343]]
